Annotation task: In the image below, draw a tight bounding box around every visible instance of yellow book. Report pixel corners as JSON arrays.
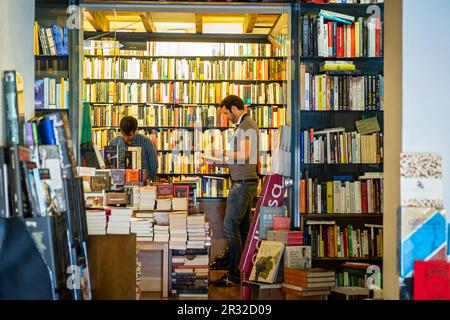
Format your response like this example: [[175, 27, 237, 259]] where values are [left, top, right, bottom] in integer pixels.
[[326, 181, 333, 214], [60, 77, 65, 108]]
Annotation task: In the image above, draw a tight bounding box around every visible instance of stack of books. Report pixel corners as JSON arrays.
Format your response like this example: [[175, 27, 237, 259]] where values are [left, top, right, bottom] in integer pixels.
[[107, 208, 133, 234], [282, 268, 336, 298], [135, 210, 155, 241], [172, 198, 188, 211], [169, 211, 188, 250], [153, 225, 170, 242], [154, 210, 170, 242], [138, 186, 156, 210], [171, 248, 210, 298], [187, 214, 207, 249], [131, 218, 153, 242], [86, 210, 107, 235], [156, 198, 172, 211]]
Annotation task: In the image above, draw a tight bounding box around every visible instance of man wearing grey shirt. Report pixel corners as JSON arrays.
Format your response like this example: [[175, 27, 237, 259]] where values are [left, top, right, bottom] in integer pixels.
[[209, 95, 259, 286]]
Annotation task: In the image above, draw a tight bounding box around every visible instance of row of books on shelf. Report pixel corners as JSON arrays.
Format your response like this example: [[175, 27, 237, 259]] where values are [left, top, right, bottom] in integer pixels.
[[84, 38, 288, 58], [301, 12, 383, 58], [304, 221, 383, 258], [83, 57, 286, 81], [34, 22, 68, 56], [35, 77, 70, 109], [89, 104, 286, 129], [301, 63, 384, 111], [300, 172, 383, 214], [335, 262, 382, 288], [92, 127, 278, 154], [83, 81, 286, 105], [301, 128, 383, 164], [156, 152, 272, 177]]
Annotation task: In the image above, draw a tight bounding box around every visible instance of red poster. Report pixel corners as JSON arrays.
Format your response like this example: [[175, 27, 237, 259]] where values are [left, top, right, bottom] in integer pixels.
[[414, 261, 450, 300]]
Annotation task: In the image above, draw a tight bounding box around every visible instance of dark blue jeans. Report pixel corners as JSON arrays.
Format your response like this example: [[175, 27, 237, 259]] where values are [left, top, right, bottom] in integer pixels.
[[223, 181, 258, 279]]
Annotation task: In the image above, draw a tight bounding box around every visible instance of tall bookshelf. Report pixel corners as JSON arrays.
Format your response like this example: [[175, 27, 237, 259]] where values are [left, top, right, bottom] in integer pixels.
[[82, 34, 289, 200], [34, 3, 70, 112], [297, 1, 384, 286]]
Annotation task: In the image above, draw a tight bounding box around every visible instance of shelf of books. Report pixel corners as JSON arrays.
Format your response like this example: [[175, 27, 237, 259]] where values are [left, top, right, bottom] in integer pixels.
[[34, 6, 70, 111], [83, 36, 288, 200], [298, 0, 384, 293]]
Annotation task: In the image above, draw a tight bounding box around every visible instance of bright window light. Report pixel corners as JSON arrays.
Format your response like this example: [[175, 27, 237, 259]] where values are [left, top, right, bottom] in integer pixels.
[[154, 22, 195, 33], [203, 23, 243, 34]]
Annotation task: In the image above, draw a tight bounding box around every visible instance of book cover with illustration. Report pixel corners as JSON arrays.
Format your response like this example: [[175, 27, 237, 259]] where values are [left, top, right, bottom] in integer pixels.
[[249, 240, 285, 284]]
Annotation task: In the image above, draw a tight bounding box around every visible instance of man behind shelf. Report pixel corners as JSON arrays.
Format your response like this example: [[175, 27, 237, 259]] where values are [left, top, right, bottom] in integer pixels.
[[208, 95, 260, 287], [107, 116, 158, 179]]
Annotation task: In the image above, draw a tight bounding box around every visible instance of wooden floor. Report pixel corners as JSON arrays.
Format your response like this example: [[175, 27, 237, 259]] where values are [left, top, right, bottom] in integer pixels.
[[141, 270, 241, 300]]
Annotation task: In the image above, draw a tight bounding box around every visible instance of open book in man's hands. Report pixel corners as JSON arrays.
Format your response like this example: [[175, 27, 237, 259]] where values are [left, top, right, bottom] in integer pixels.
[[201, 153, 228, 164]]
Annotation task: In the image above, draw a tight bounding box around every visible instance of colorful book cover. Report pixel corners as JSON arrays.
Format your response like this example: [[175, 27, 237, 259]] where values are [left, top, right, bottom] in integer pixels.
[[413, 261, 450, 300], [110, 169, 125, 186], [259, 206, 287, 240], [400, 152, 443, 209], [284, 246, 312, 269], [34, 79, 44, 109], [104, 145, 118, 169], [249, 240, 285, 284], [273, 216, 291, 231]]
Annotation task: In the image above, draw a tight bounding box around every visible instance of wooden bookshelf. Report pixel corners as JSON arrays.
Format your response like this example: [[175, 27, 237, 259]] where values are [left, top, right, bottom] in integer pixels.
[[84, 35, 288, 200]]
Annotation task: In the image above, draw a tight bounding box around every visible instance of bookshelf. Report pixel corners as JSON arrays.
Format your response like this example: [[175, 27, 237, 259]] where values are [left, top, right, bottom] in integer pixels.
[[83, 35, 289, 200], [297, 1, 384, 282], [34, 4, 70, 112]]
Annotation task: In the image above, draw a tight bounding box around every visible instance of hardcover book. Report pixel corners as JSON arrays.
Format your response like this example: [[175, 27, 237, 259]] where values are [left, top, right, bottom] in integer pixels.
[[249, 240, 285, 284], [34, 79, 44, 109], [259, 206, 288, 240], [125, 169, 140, 183], [110, 169, 125, 186], [284, 246, 312, 269], [157, 184, 174, 199], [38, 145, 66, 213], [104, 145, 118, 169]]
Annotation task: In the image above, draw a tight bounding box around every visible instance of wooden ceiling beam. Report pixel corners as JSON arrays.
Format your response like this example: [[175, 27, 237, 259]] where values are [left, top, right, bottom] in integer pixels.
[[195, 14, 203, 34], [139, 12, 155, 33], [84, 11, 109, 32], [269, 14, 287, 39], [244, 14, 257, 34]]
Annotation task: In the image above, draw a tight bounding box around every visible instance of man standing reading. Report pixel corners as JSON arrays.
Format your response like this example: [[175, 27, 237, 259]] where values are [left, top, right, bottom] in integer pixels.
[[209, 95, 260, 286]]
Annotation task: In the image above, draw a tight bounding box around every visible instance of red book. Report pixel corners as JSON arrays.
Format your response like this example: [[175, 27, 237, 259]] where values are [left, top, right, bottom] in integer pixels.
[[327, 21, 333, 57], [273, 216, 291, 230], [337, 26, 344, 58], [375, 18, 381, 57], [361, 180, 368, 214], [351, 24, 356, 58], [414, 261, 450, 300]]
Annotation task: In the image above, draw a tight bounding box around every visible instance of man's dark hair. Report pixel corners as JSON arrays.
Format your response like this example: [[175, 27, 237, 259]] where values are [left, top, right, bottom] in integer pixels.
[[120, 116, 138, 135], [220, 95, 245, 111]]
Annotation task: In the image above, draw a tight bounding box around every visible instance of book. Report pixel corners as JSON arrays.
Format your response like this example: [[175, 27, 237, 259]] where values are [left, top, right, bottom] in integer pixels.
[[259, 206, 288, 240], [249, 240, 284, 284], [104, 145, 118, 169], [284, 246, 312, 269]]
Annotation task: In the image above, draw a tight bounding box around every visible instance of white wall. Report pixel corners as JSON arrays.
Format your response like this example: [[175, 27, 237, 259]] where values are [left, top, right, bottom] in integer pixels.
[[403, 0, 450, 210], [0, 0, 35, 146]]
